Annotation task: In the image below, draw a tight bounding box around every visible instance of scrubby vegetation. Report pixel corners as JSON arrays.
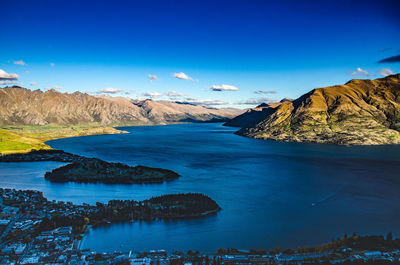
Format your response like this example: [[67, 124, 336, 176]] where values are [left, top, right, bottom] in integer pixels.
[[235, 74, 400, 145]]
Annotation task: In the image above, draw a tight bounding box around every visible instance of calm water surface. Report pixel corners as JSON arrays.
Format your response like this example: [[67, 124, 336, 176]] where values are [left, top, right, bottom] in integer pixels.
[[0, 123, 399, 252]]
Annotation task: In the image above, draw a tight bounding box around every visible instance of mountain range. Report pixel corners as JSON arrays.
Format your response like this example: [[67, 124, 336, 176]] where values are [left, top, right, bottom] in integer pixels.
[[2, 74, 400, 147], [225, 74, 400, 145], [0, 86, 242, 126]]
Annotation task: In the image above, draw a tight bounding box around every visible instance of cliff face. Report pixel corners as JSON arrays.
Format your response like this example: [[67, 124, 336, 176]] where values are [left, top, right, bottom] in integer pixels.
[[0, 87, 242, 126], [233, 74, 400, 145]]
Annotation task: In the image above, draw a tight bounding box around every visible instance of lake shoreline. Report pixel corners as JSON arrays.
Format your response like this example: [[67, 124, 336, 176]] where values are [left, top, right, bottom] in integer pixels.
[[1, 123, 399, 253]]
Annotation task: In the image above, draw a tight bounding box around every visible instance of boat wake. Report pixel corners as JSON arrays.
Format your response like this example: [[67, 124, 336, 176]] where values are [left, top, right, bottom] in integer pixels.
[[311, 192, 336, 207]]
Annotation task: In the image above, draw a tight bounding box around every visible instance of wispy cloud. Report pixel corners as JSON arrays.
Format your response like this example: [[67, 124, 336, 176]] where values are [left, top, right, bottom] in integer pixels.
[[378, 54, 400, 63], [44, 86, 64, 91], [237, 97, 276, 105], [181, 97, 229, 106], [379, 68, 394, 77], [380, 48, 393, 52], [0, 69, 19, 80], [350, 67, 374, 76], [125, 89, 137, 95], [173, 72, 193, 81], [142, 92, 162, 98], [13, 60, 26, 66], [210, 84, 239, 91], [254, 90, 276, 94], [165, 90, 184, 99], [0, 80, 20, 86], [50, 62, 55, 67], [148, 74, 158, 81], [30, 81, 37, 86], [96, 87, 124, 94]]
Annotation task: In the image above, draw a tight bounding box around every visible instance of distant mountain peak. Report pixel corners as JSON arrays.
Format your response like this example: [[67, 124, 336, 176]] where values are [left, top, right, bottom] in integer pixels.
[[280, 98, 293, 103]]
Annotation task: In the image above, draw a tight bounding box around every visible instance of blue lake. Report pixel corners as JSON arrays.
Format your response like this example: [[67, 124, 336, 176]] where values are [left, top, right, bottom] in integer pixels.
[[0, 123, 400, 253]]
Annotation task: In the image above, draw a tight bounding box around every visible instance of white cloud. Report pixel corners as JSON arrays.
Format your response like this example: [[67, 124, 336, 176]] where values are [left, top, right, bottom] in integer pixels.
[[0, 69, 19, 80], [254, 90, 276, 94], [173, 72, 193, 81], [148, 74, 158, 81], [237, 97, 276, 105], [30, 81, 37, 86], [44, 86, 63, 91], [97, 87, 124, 94], [181, 97, 229, 106], [142, 92, 162, 98], [127, 89, 137, 95], [13, 60, 26, 66], [210, 84, 240, 91], [165, 90, 184, 99], [350, 67, 374, 76], [379, 68, 394, 77], [50, 62, 55, 67], [0, 80, 20, 86]]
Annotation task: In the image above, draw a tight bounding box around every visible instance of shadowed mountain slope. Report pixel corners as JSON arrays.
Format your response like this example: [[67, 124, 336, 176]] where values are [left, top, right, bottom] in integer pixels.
[[230, 74, 400, 145]]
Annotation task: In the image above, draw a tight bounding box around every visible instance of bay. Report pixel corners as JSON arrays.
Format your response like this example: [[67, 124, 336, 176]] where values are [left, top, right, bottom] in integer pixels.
[[1, 123, 399, 253]]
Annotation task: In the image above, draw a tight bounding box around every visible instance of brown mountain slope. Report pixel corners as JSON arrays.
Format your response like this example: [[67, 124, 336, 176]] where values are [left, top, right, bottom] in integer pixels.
[[131, 99, 242, 124], [233, 74, 400, 145], [224, 99, 293, 128], [0, 87, 148, 126], [0, 86, 242, 126]]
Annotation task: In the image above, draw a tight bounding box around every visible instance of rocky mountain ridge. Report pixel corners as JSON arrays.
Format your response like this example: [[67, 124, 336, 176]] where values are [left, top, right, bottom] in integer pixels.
[[0, 86, 242, 126], [227, 74, 400, 145]]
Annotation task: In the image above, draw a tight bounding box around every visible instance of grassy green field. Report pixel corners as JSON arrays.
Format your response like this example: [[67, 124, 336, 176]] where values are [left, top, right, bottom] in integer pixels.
[[0, 124, 126, 155], [0, 129, 51, 154]]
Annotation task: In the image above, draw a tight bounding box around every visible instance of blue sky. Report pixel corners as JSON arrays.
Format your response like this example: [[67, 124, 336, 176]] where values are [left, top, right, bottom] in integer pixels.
[[0, 0, 399, 108]]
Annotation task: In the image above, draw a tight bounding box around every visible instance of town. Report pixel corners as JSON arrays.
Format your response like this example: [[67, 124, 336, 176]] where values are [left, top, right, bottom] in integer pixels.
[[0, 188, 398, 264]]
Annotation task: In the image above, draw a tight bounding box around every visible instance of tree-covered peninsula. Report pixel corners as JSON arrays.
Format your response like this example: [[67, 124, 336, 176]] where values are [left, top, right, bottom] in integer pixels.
[[0, 189, 221, 235]]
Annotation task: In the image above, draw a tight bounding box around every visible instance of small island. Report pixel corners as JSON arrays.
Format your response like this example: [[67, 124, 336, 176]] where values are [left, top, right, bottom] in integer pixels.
[[0, 149, 180, 184], [44, 158, 180, 183]]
